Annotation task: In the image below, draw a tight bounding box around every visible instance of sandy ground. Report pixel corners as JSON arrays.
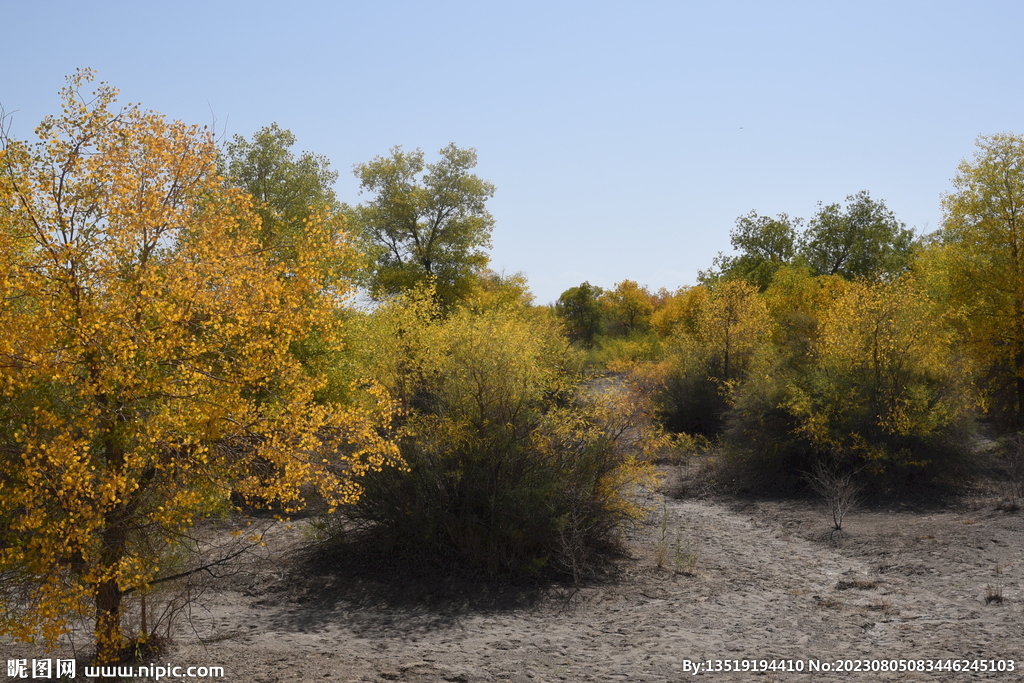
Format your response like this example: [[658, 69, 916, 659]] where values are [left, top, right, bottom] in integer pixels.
[[6, 468, 1024, 682]]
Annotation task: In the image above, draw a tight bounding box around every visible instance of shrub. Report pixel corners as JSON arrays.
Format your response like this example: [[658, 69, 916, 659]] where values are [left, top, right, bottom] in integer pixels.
[[648, 280, 769, 437], [335, 290, 661, 579], [645, 346, 729, 436], [592, 330, 663, 369], [724, 276, 980, 489], [804, 454, 862, 533]]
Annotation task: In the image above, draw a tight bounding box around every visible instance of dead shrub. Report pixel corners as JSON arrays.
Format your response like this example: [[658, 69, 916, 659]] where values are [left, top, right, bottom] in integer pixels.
[[804, 453, 862, 534]]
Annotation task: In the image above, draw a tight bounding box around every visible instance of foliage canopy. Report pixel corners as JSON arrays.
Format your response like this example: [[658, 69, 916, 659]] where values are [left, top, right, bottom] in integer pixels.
[[339, 288, 661, 579], [0, 71, 399, 662], [802, 190, 915, 280], [941, 133, 1024, 427], [352, 144, 495, 308], [222, 123, 344, 267]]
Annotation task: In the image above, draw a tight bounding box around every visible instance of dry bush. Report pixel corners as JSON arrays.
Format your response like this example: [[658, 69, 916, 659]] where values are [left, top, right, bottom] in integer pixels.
[[986, 565, 1005, 605], [804, 454, 862, 533], [985, 584, 1004, 605], [663, 452, 721, 500]]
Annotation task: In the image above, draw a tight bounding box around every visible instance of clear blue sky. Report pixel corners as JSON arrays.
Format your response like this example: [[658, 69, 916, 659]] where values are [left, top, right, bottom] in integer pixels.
[[3, 1, 1022, 304]]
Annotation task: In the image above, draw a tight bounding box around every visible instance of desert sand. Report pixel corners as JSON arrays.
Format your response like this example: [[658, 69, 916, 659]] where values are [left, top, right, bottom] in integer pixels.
[[6, 465, 1024, 682]]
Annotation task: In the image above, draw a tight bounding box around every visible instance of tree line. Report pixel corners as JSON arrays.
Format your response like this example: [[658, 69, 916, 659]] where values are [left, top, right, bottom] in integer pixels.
[[554, 135, 1024, 491]]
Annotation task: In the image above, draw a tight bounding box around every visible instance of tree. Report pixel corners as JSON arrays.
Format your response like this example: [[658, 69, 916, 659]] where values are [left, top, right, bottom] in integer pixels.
[[463, 269, 535, 313], [602, 280, 655, 336], [649, 281, 769, 436], [0, 71, 399, 663], [724, 276, 978, 486], [650, 286, 706, 338], [700, 212, 800, 290], [222, 123, 343, 265], [222, 124, 357, 403], [941, 133, 1024, 427], [800, 190, 914, 280], [792, 277, 975, 466], [697, 280, 770, 386], [353, 144, 495, 308], [555, 282, 605, 347]]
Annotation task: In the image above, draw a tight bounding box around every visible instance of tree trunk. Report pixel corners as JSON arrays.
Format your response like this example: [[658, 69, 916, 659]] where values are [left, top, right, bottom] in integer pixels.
[[94, 576, 123, 664], [94, 414, 128, 667], [1015, 334, 1024, 430], [94, 514, 126, 665]]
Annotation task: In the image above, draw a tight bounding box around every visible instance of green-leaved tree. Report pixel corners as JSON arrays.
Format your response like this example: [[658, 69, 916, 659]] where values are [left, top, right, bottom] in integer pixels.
[[800, 190, 914, 280], [352, 144, 495, 308], [223, 123, 344, 265], [555, 282, 606, 347], [700, 211, 800, 290]]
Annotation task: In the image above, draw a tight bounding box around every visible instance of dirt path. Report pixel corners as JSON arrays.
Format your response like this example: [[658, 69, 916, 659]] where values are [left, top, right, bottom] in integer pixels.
[[7, 487, 1024, 681]]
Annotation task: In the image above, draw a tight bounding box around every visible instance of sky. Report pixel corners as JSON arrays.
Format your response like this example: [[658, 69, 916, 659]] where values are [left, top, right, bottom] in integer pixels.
[[3, 1, 1023, 304]]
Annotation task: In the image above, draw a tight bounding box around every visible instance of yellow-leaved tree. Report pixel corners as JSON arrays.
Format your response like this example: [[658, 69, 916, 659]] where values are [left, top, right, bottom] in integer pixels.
[[644, 280, 770, 435], [0, 71, 399, 662], [941, 133, 1024, 428], [787, 276, 978, 469], [723, 274, 979, 486]]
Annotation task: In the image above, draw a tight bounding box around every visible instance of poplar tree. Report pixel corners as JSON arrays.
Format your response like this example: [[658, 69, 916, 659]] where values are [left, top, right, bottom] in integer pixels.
[[0, 71, 399, 662]]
